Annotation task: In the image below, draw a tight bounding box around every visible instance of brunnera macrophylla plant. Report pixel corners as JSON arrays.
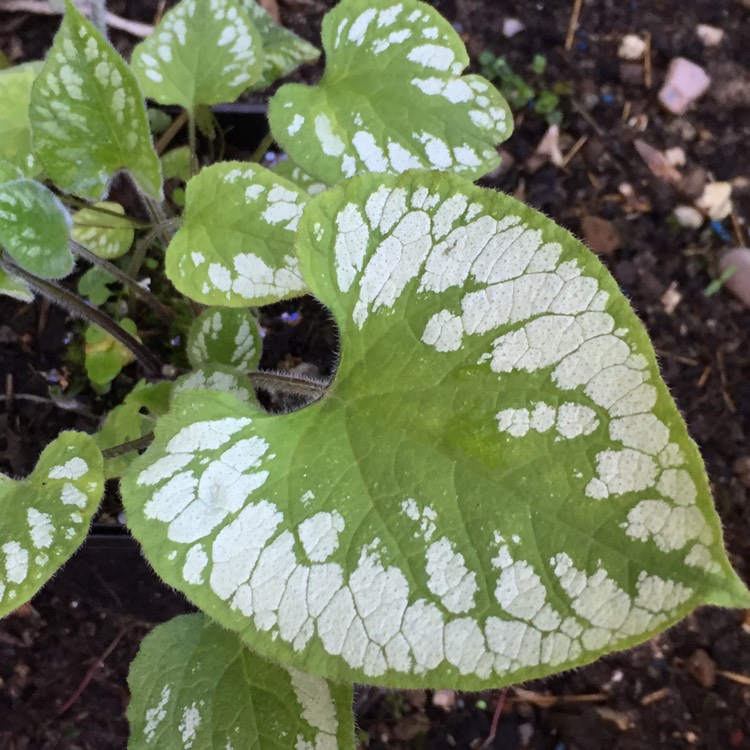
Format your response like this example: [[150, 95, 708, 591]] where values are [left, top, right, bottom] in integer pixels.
[[0, 0, 747, 747]]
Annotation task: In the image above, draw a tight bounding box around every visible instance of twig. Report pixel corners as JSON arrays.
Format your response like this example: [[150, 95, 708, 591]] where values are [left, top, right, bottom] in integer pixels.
[[0, 252, 164, 379], [717, 669, 750, 686], [57, 626, 131, 716], [565, 0, 583, 51], [715, 347, 736, 413], [509, 689, 608, 708], [480, 688, 508, 749], [729, 206, 746, 247], [560, 134, 588, 169], [643, 31, 653, 89], [0, 393, 97, 419], [1, 0, 153, 37]]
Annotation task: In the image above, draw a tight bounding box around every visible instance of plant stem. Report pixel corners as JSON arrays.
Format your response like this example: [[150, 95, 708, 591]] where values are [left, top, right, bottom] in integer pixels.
[[188, 110, 198, 177], [71, 241, 175, 322], [88, 0, 108, 39], [156, 109, 190, 155], [126, 217, 181, 278], [247, 370, 330, 399], [250, 132, 275, 163], [0, 252, 164, 379], [101, 433, 154, 459]]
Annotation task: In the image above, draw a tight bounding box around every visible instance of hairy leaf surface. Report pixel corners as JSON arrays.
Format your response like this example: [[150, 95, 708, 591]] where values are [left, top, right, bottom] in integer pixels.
[[239, 0, 320, 90], [269, 0, 512, 184], [0, 62, 43, 176], [0, 179, 72, 278], [131, 0, 264, 109], [127, 613, 354, 749], [72, 202, 134, 259], [122, 171, 750, 689], [165, 162, 308, 306], [0, 432, 103, 616], [187, 307, 262, 372], [29, 1, 162, 200]]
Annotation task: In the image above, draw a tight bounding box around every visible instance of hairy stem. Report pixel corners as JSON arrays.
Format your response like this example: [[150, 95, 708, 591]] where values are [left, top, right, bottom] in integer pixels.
[[248, 370, 330, 399], [101, 433, 154, 459], [88, 0, 108, 39], [0, 252, 164, 379], [188, 110, 198, 177], [126, 217, 181, 278], [72, 241, 176, 322]]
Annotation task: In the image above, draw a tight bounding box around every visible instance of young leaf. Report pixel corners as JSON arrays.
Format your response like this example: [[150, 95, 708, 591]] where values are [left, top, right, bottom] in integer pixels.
[[0, 179, 73, 279], [131, 0, 264, 110], [0, 62, 43, 176], [29, 1, 162, 200], [121, 171, 750, 690], [272, 158, 327, 196], [84, 318, 138, 386], [0, 266, 33, 303], [187, 307, 262, 372], [165, 162, 308, 306], [127, 613, 354, 750], [0, 432, 104, 617], [77, 266, 117, 305], [72, 202, 135, 259], [268, 0, 512, 185], [238, 0, 320, 90]]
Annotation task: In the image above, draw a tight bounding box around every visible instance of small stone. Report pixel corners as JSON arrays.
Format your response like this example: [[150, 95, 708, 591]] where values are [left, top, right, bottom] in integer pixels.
[[696, 182, 733, 220], [618, 34, 646, 60], [581, 216, 620, 255], [686, 648, 716, 688], [720, 248, 750, 309], [503, 18, 525, 37], [527, 124, 564, 171], [665, 147, 686, 168], [659, 58, 711, 115], [661, 282, 682, 314], [432, 689, 456, 711], [696, 24, 724, 47], [673, 205, 704, 228]]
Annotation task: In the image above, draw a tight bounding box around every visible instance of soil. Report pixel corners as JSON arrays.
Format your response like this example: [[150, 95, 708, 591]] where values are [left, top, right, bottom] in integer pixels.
[[1, 0, 750, 748]]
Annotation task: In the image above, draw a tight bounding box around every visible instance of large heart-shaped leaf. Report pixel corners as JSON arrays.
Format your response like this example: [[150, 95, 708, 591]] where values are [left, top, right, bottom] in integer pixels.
[[0, 432, 104, 617], [238, 0, 320, 90], [0, 62, 43, 176], [122, 171, 749, 689], [268, 0, 512, 185], [0, 179, 73, 278], [165, 162, 308, 306], [131, 0, 264, 110], [29, 1, 162, 200], [128, 613, 354, 750]]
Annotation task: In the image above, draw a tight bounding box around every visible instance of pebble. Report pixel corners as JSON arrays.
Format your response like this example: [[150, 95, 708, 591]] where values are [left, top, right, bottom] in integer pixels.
[[503, 18, 525, 37], [581, 216, 620, 255], [720, 248, 750, 308], [618, 34, 646, 60], [686, 648, 716, 688], [696, 182, 733, 220], [696, 24, 724, 47], [673, 205, 704, 228], [659, 58, 711, 115]]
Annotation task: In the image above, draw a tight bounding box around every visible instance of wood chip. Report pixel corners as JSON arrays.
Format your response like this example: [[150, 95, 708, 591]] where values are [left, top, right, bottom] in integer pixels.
[[581, 216, 621, 255], [686, 648, 717, 688]]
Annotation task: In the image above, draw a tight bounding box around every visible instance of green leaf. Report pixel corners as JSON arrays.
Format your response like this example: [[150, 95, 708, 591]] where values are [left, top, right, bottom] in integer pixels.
[[187, 307, 262, 372], [77, 266, 117, 305], [84, 318, 138, 386], [0, 432, 104, 616], [272, 158, 327, 197], [238, 0, 320, 90], [0, 179, 73, 279], [165, 162, 308, 306], [127, 613, 354, 750], [0, 266, 33, 302], [29, 1, 162, 200], [72, 202, 135, 259], [121, 171, 749, 690], [94, 381, 173, 479], [268, 0, 512, 185], [131, 0, 264, 110], [0, 161, 26, 184], [173, 365, 258, 407], [161, 146, 192, 183], [0, 62, 43, 176]]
